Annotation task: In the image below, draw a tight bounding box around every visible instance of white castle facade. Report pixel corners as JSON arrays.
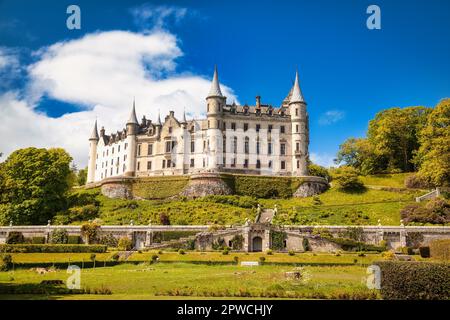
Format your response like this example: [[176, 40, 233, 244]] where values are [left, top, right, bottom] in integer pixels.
[[87, 67, 310, 183]]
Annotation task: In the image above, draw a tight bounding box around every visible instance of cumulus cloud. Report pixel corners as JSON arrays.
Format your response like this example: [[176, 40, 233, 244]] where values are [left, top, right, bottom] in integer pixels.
[[0, 30, 237, 167], [318, 110, 345, 125], [0, 47, 22, 91]]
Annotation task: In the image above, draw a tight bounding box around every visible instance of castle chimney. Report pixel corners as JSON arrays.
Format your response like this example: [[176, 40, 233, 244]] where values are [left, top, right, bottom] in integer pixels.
[[256, 95, 261, 108]]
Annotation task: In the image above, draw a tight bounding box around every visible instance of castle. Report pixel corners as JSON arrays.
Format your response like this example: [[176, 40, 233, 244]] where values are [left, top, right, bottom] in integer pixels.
[[87, 67, 310, 183]]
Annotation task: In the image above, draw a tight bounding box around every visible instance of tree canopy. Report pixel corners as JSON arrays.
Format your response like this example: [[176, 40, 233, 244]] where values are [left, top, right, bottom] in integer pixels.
[[0, 147, 73, 225]]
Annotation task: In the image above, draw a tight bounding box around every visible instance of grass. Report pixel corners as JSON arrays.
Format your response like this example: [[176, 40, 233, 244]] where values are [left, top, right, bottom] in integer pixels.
[[63, 173, 424, 226], [0, 262, 379, 300]]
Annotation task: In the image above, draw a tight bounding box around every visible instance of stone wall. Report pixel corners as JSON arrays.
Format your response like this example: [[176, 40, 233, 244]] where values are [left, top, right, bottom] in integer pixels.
[[294, 177, 329, 198], [100, 177, 134, 199], [179, 173, 232, 198]]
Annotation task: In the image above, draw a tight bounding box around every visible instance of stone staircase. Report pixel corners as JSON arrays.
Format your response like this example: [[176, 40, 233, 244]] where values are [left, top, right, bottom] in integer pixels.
[[256, 209, 275, 223]]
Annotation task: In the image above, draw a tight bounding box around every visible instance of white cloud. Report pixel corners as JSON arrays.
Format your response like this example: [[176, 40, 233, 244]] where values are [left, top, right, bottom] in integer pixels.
[[0, 47, 22, 90], [310, 152, 336, 168], [318, 110, 345, 125], [0, 30, 238, 167], [130, 3, 188, 30]]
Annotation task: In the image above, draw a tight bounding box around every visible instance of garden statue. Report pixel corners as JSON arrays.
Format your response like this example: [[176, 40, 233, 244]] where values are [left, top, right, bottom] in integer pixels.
[[130, 220, 134, 226], [9, 220, 13, 227], [400, 219, 404, 227], [377, 219, 381, 226], [255, 204, 262, 222], [273, 204, 278, 216]]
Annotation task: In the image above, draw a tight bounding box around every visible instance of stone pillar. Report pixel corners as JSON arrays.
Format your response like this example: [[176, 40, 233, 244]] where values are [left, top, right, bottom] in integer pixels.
[[264, 228, 271, 251], [243, 225, 250, 252]]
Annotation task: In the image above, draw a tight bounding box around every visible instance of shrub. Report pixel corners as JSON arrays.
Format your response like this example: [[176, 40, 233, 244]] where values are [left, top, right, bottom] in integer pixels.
[[382, 251, 395, 260], [258, 256, 266, 264], [67, 235, 80, 244], [6, 232, 25, 244], [0, 254, 13, 271], [31, 237, 46, 244], [288, 250, 295, 256], [0, 244, 106, 253], [90, 253, 96, 261], [419, 246, 430, 258], [49, 228, 69, 244], [222, 247, 229, 255], [178, 249, 186, 255], [80, 222, 101, 244], [230, 234, 244, 250], [233, 256, 239, 264], [430, 239, 450, 260], [374, 261, 450, 299], [308, 163, 330, 180], [302, 238, 311, 251], [150, 254, 159, 263], [401, 199, 450, 224], [111, 253, 120, 261], [271, 231, 287, 251], [159, 213, 171, 225], [212, 237, 226, 250], [404, 174, 430, 189], [330, 166, 365, 191], [99, 233, 118, 247], [266, 249, 273, 255], [117, 237, 132, 251]]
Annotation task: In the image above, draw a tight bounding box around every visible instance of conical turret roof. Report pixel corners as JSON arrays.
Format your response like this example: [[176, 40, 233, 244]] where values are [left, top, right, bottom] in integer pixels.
[[289, 70, 305, 104], [89, 120, 99, 141], [207, 65, 223, 98], [127, 99, 138, 124]]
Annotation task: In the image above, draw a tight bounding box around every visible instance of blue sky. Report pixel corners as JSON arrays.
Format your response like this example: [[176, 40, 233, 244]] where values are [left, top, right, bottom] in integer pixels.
[[0, 0, 449, 167]]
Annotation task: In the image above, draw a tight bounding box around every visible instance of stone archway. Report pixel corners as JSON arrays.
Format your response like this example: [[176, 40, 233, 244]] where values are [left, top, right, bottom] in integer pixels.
[[252, 236, 263, 252]]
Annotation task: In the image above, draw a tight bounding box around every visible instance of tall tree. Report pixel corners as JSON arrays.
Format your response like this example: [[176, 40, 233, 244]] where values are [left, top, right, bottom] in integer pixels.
[[0, 147, 73, 225], [414, 99, 450, 186], [367, 106, 431, 172]]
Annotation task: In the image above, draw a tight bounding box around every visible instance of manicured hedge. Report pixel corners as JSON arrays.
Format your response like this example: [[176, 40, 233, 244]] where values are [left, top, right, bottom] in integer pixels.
[[0, 244, 107, 253], [430, 239, 450, 260], [151, 231, 198, 243], [374, 261, 450, 300], [221, 174, 303, 199], [132, 176, 190, 199]]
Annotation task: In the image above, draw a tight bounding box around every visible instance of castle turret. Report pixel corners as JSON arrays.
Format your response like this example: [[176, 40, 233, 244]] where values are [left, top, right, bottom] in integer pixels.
[[124, 100, 138, 177], [289, 70, 309, 176], [87, 120, 99, 183], [206, 66, 226, 170]]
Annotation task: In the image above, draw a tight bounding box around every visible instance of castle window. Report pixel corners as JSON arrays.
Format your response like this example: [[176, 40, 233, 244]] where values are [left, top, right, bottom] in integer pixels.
[[223, 157, 226, 166], [256, 124, 260, 132], [256, 160, 261, 169], [112, 147, 114, 154], [117, 157, 119, 165], [123, 164, 126, 172], [280, 143, 286, 155], [106, 149, 109, 156], [268, 142, 272, 155], [169, 127, 172, 134], [111, 159, 113, 165], [231, 123, 236, 131], [118, 145, 120, 152], [223, 138, 226, 153], [147, 161, 152, 170], [116, 167, 119, 174], [244, 123, 248, 132], [148, 144, 153, 155], [244, 137, 249, 154], [231, 158, 236, 167], [203, 140, 206, 151], [256, 141, 260, 155], [295, 108, 298, 116], [207, 104, 209, 112], [190, 158, 195, 167], [110, 168, 113, 175], [208, 121, 210, 129], [162, 160, 166, 168], [167, 159, 171, 167], [101, 173, 103, 179], [280, 126, 285, 134], [165, 141, 172, 153], [125, 143, 128, 149], [137, 162, 140, 171], [297, 160, 300, 169], [233, 137, 237, 154], [95, 164, 97, 170], [281, 161, 286, 170], [296, 142, 300, 152], [244, 159, 248, 168], [223, 122, 226, 130], [268, 124, 273, 133], [296, 125, 299, 133], [268, 160, 272, 168], [137, 144, 141, 156], [203, 158, 206, 167], [191, 140, 195, 153], [124, 155, 126, 161]]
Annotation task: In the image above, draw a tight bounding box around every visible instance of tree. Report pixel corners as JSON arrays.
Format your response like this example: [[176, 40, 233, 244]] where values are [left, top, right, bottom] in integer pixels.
[[77, 167, 88, 186], [414, 99, 450, 187], [367, 106, 431, 172], [335, 137, 383, 174], [330, 166, 365, 191], [307, 162, 330, 180], [0, 147, 72, 225]]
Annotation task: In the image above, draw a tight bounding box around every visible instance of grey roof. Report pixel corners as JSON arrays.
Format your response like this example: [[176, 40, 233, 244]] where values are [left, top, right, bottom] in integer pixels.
[[289, 70, 305, 104], [207, 65, 223, 98], [89, 120, 99, 140], [127, 99, 139, 124]]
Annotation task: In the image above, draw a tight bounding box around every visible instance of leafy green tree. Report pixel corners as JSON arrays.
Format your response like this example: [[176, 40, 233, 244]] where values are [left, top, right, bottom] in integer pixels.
[[307, 162, 330, 180], [0, 147, 72, 225], [367, 106, 431, 172], [335, 138, 383, 174], [77, 167, 88, 186], [414, 99, 450, 187], [330, 166, 365, 191]]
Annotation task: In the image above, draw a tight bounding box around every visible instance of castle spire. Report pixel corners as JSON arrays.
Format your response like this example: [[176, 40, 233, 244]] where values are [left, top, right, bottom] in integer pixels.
[[289, 69, 305, 104], [156, 109, 162, 126], [127, 98, 139, 124], [89, 120, 99, 141], [181, 108, 187, 123], [207, 65, 223, 98]]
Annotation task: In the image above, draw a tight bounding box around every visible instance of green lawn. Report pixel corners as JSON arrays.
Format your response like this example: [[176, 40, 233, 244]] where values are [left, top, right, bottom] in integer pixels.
[[0, 262, 379, 299], [358, 173, 413, 188]]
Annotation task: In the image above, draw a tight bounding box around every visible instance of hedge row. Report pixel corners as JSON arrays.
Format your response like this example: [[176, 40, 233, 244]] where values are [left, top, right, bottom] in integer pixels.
[[322, 236, 386, 252], [0, 244, 107, 253], [221, 174, 303, 198], [430, 239, 450, 260], [151, 231, 198, 243], [374, 261, 450, 300], [132, 176, 190, 199]]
